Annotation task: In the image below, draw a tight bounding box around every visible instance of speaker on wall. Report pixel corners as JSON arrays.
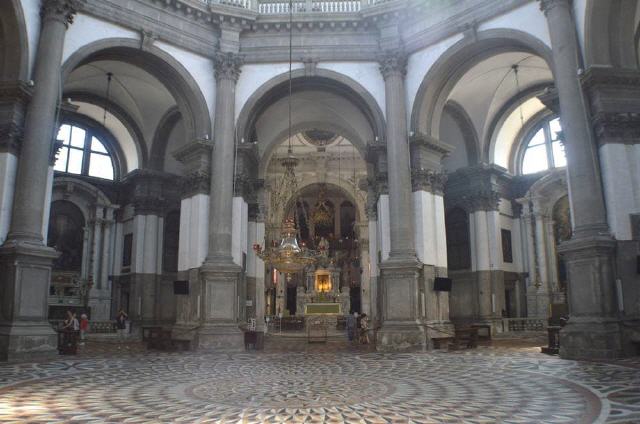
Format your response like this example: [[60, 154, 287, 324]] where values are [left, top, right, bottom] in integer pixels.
[[173, 280, 189, 295], [434, 277, 452, 292]]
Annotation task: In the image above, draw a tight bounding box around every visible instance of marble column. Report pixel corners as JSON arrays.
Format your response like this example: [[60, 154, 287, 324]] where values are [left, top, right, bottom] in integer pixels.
[[0, 0, 78, 361], [540, 0, 622, 359], [376, 52, 423, 350], [199, 52, 244, 350]]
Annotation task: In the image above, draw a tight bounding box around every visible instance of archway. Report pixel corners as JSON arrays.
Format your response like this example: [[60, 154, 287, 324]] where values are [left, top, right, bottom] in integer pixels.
[[62, 39, 211, 172], [411, 29, 554, 167], [0, 0, 28, 81]]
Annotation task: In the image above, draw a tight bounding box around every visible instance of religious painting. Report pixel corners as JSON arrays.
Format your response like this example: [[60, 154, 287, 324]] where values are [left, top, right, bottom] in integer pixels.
[[553, 196, 572, 292], [446, 208, 471, 270], [47, 200, 85, 271], [501, 229, 513, 263]]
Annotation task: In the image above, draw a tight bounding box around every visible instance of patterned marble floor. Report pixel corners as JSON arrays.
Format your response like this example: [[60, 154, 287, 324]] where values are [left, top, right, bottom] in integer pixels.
[[0, 340, 639, 423]]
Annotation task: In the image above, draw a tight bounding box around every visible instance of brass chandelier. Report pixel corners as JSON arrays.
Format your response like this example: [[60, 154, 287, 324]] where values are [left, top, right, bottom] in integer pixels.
[[252, 0, 320, 275]]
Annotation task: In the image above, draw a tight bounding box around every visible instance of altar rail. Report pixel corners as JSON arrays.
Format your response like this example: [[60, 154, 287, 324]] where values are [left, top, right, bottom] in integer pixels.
[[50, 320, 117, 333], [501, 318, 547, 332], [207, 0, 396, 13]]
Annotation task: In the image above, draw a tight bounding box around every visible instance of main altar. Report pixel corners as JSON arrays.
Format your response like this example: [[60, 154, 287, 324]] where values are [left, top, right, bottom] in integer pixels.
[[297, 264, 350, 324]]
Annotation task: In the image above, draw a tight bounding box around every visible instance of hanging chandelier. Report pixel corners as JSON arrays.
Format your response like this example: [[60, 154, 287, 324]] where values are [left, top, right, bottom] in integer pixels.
[[253, 218, 319, 274], [252, 0, 319, 275]]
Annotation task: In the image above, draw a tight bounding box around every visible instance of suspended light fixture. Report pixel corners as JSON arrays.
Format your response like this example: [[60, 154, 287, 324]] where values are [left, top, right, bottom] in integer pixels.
[[253, 0, 320, 275]]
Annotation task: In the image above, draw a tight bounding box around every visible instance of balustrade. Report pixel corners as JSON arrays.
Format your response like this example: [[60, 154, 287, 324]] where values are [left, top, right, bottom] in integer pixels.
[[502, 318, 547, 332], [204, 0, 396, 13]]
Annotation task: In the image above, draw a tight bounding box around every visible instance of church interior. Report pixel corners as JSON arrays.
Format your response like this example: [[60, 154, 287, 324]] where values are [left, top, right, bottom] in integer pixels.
[[0, 0, 639, 422]]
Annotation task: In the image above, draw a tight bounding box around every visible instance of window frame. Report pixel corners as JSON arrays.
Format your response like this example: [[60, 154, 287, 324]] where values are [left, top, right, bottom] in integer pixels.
[[55, 114, 123, 181], [516, 113, 566, 176]]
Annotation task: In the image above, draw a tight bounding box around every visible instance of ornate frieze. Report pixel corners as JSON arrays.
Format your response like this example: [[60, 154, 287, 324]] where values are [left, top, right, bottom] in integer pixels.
[[582, 68, 640, 145], [444, 164, 510, 212], [378, 50, 407, 80], [213, 52, 244, 82], [41, 0, 82, 27]]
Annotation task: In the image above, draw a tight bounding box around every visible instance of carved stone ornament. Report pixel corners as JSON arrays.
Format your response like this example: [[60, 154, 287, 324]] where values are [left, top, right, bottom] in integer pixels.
[[592, 112, 640, 144], [213, 52, 244, 82], [181, 170, 211, 198], [378, 51, 407, 80], [41, 0, 82, 27], [539, 0, 570, 16], [411, 169, 447, 194]]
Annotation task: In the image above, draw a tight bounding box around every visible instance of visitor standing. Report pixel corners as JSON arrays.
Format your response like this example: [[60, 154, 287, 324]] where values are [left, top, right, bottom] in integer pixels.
[[116, 309, 128, 344], [359, 313, 369, 345], [79, 313, 89, 343]]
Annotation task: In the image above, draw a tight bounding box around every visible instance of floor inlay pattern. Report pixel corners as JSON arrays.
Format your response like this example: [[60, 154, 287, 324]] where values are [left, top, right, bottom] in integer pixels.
[[0, 349, 638, 423]]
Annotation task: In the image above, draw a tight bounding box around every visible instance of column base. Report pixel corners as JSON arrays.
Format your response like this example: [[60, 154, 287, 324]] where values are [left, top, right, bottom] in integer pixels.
[[0, 321, 57, 362], [197, 324, 244, 351], [376, 322, 426, 351], [559, 318, 624, 359], [198, 258, 243, 351], [0, 240, 58, 362]]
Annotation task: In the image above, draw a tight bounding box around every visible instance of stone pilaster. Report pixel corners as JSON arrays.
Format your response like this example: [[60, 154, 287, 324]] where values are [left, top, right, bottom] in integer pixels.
[[540, 0, 623, 359], [376, 50, 423, 351], [0, 0, 81, 361], [200, 51, 244, 350]]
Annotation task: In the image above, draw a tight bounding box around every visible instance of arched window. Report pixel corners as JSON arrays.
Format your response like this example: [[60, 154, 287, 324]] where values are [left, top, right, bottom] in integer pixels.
[[520, 117, 566, 175], [54, 123, 115, 180]]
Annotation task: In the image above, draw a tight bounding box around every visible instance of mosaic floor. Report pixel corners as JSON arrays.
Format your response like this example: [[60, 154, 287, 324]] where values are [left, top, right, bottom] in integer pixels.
[[0, 340, 639, 423]]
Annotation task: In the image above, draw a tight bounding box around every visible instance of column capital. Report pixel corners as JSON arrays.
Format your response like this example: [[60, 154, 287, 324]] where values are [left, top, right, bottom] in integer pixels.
[[411, 169, 447, 195], [378, 50, 407, 80], [41, 0, 82, 28], [539, 0, 571, 16], [213, 52, 244, 82]]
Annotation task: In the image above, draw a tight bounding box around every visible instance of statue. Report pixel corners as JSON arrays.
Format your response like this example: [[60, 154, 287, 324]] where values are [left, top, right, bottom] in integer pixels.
[[318, 236, 330, 257]]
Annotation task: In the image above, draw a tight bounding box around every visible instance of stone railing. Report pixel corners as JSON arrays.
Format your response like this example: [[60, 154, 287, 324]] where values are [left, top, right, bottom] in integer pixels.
[[502, 318, 547, 332], [50, 320, 117, 333], [207, 0, 394, 13]]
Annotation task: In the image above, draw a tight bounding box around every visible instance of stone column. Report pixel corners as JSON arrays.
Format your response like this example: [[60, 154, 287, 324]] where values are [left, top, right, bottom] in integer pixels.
[[540, 0, 622, 359], [376, 52, 423, 350], [409, 135, 454, 340], [172, 141, 212, 340], [199, 52, 244, 350], [0, 0, 79, 361]]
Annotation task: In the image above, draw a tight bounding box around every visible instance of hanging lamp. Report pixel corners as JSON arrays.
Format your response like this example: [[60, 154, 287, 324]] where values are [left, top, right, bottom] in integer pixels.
[[253, 0, 320, 275]]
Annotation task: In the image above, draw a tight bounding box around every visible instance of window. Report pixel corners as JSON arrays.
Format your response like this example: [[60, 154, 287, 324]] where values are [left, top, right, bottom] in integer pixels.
[[54, 123, 115, 180], [521, 117, 566, 175]]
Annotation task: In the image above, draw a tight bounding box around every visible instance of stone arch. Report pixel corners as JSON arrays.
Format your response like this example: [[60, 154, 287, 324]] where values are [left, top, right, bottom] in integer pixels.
[[236, 68, 386, 155], [61, 38, 211, 146], [442, 100, 479, 166], [410, 29, 555, 139], [63, 90, 148, 171], [149, 106, 182, 171], [282, 180, 366, 227], [0, 0, 28, 81], [52, 176, 115, 221], [523, 168, 569, 217], [584, 0, 639, 69], [258, 120, 367, 179]]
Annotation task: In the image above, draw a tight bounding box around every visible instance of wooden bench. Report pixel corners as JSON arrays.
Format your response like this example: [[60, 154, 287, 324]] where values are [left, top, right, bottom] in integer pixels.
[[432, 337, 455, 350]]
